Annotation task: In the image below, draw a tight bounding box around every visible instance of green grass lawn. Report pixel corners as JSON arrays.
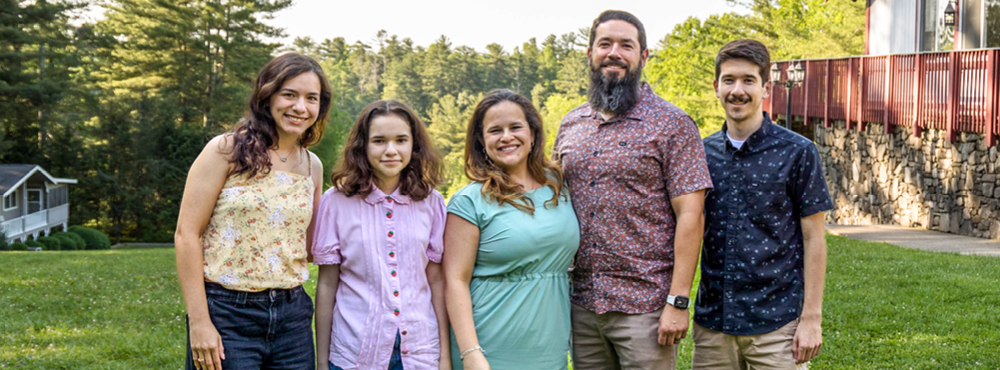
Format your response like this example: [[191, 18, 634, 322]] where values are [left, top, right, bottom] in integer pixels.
[[2, 235, 999, 369]]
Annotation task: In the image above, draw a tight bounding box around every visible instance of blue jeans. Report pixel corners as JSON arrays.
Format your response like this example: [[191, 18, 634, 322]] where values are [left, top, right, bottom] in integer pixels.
[[186, 282, 315, 370], [329, 330, 403, 370]]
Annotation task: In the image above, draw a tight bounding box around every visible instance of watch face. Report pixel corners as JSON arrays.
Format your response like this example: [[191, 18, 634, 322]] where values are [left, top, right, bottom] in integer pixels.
[[675, 296, 690, 309]]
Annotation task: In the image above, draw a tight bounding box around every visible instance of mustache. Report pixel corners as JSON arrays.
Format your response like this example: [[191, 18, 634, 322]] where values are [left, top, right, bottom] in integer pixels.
[[600, 59, 629, 69], [727, 95, 752, 104]]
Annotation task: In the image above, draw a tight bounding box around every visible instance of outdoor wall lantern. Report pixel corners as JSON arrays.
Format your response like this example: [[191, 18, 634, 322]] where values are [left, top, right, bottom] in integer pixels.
[[770, 62, 805, 129], [944, 0, 956, 27]]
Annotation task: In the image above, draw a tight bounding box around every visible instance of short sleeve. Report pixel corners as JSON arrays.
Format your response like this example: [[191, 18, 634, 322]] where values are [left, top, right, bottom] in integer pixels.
[[426, 190, 446, 263], [792, 143, 834, 218], [311, 190, 342, 265], [662, 114, 714, 198], [446, 187, 481, 227]]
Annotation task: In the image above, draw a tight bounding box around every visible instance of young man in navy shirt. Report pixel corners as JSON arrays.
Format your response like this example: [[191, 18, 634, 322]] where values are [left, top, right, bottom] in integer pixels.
[[695, 39, 833, 369]]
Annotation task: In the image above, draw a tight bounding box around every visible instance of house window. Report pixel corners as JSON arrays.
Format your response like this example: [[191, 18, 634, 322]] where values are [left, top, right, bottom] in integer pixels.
[[3, 191, 16, 210], [27, 189, 42, 214], [987, 0, 1000, 47]]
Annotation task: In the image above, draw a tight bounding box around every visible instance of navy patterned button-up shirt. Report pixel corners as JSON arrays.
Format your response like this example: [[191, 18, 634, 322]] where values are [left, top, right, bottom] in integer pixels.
[[696, 112, 833, 335]]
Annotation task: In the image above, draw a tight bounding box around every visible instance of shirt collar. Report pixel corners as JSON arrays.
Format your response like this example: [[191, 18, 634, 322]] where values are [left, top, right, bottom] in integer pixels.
[[363, 182, 411, 205], [721, 111, 773, 153], [586, 82, 653, 124]]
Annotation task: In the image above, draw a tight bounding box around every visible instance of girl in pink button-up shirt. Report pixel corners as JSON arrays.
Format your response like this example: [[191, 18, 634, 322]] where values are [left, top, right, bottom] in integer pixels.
[[313, 100, 450, 370]]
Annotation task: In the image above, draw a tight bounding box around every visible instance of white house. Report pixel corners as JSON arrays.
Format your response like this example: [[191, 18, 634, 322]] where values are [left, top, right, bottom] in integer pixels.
[[1, 164, 77, 244], [866, 0, 1000, 55]]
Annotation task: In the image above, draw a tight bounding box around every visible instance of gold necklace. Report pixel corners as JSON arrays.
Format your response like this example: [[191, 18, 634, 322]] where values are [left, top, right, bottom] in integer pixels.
[[274, 148, 292, 162]]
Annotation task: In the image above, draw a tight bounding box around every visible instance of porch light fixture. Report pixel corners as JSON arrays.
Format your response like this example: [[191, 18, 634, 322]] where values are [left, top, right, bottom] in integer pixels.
[[944, 0, 956, 27], [771, 62, 805, 129]]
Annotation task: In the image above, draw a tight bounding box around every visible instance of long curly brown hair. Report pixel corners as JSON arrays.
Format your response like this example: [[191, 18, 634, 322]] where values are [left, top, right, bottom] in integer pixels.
[[227, 53, 332, 178], [331, 100, 443, 201], [464, 90, 565, 215]]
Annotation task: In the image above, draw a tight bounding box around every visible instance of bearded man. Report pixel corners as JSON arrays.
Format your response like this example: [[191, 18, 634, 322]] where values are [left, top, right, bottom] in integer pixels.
[[552, 9, 713, 370]]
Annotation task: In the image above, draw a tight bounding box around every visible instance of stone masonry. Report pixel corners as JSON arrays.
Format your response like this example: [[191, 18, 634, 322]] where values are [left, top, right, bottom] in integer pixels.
[[812, 120, 1000, 240]]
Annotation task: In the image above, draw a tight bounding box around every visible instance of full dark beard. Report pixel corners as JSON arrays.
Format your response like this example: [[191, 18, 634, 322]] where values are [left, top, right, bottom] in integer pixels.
[[588, 63, 642, 117]]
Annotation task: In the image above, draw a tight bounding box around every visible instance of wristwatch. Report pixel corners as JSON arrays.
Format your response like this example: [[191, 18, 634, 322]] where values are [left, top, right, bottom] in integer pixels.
[[666, 295, 690, 310]]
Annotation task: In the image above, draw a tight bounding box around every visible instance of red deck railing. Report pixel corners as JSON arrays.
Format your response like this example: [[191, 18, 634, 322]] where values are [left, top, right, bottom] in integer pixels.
[[767, 49, 1000, 145]]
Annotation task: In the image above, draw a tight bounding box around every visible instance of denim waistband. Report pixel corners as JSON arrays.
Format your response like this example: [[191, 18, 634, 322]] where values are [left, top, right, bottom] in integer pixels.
[[204, 282, 304, 302]]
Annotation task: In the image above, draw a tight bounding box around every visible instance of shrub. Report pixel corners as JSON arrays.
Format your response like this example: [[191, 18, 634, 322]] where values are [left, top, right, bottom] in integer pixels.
[[0, 229, 8, 251], [68, 226, 112, 250], [10, 242, 28, 251], [24, 240, 44, 250], [37, 236, 63, 251], [53, 232, 84, 250]]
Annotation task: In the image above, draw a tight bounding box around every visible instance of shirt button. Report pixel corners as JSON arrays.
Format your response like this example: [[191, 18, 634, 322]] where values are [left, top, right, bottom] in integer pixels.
[[388, 231, 394, 237], [393, 290, 399, 297], [391, 270, 397, 277], [401, 350, 409, 355], [589, 181, 596, 187], [402, 330, 408, 335], [386, 211, 392, 219], [387, 195, 393, 203], [389, 251, 395, 258], [394, 309, 400, 316], [593, 150, 599, 156], [589, 212, 595, 217]]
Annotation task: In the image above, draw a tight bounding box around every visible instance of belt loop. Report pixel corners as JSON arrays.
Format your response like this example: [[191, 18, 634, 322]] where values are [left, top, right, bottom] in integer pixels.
[[237, 291, 248, 305]]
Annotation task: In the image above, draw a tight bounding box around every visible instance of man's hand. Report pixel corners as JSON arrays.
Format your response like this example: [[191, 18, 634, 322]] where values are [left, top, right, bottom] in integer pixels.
[[657, 306, 689, 346], [792, 316, 822, 364]]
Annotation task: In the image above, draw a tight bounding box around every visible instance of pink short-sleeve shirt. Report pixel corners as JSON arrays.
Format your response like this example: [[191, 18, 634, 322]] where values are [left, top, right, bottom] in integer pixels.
[[312, 185, 445, 370]]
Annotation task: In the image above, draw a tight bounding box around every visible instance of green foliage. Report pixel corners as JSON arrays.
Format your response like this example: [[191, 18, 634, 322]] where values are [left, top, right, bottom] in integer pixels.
[[36, 236, 63, 251], [69, 226, 112, 250], [0, 230, 8, 251], [52, 232, 84, 250], [9, 242, 28, 251], [24, 240, 44, 250]]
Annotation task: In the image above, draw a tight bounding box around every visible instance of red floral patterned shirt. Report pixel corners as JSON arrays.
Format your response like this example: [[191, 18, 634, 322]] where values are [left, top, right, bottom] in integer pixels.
[[554, 83, 713, 314]]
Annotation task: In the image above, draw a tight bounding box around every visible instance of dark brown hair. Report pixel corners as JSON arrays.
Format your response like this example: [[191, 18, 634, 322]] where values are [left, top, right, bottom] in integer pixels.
[[715, 39, 772, 83], [227, 53, 332, 178], [589, 10, 647, 52], [331, 100, 443, 201], [464, 90, 565, 215]]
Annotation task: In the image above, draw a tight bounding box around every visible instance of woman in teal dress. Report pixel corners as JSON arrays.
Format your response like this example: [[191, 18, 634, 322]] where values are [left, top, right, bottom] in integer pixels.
[[443, 89, 580, 370]]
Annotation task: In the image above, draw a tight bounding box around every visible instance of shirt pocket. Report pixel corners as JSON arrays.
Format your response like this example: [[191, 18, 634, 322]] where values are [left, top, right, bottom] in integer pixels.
[[747, 181, 789, 227], [607, 140, 659, 184]]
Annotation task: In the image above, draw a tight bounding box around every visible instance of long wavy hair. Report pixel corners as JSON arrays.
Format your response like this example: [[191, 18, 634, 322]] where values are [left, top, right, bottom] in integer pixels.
[[227, 53, 332, 178], [331, 100, 443, 201], [464, 89, 565, 215]]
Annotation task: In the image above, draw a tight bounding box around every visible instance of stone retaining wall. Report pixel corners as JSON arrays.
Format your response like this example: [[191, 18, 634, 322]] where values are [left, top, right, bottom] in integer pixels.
[[812, 120, 1000, 239]]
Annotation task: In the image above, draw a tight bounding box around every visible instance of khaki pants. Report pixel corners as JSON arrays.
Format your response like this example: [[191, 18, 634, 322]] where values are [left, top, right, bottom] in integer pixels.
[[692, 319, 809, 370], [571, 303, 679, 370]]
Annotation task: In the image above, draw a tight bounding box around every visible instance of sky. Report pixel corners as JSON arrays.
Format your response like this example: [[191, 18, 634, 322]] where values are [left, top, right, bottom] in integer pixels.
[[75, 0, 749, 52], [267, 0, 749, 51]]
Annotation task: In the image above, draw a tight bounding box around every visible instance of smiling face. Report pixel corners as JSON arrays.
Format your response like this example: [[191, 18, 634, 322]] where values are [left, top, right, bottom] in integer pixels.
[[715, 58, 771, 126], [367, 113, 413, 189], [269, 71, 322, 141], [482, 101, 534, 174], [588, 19, 648, 81]]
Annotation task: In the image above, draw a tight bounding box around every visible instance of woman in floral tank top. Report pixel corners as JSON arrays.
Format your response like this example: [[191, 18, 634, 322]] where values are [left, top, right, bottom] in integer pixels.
[[175, 53, 330, 370]]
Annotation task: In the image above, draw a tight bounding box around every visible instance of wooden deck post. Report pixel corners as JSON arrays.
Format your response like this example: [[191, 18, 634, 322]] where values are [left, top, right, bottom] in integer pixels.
[[946, 51, 958, 143], [884, 56, 894, 134], [913, 54, 924, 138], [986, 50, 997, 147], [825, 59, 832, 128], [847, 58, 854, 130]]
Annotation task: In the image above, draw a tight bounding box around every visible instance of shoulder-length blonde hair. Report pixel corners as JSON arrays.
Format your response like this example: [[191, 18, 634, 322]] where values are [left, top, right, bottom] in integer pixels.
[[464, 89, 565, 214], [331, 100, 443, 201]]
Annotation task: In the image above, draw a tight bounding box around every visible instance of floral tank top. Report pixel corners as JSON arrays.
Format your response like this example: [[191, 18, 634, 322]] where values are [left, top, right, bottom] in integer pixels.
[[201, 160, 314, 292]]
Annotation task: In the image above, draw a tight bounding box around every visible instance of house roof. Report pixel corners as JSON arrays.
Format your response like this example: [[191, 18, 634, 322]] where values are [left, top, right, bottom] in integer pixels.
[[0, 164, 78, 197]]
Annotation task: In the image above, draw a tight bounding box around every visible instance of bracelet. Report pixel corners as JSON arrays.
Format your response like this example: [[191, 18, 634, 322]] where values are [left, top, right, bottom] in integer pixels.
[[459, 345, 485, 360]]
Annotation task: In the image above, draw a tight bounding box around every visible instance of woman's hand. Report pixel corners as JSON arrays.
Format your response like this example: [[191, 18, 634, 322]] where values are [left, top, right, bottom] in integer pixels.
[[189, 319, 225, 370], [461, 350, 490, 370]]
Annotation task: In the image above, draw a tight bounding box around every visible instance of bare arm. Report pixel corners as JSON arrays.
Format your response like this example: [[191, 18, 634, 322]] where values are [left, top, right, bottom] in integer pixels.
[[658, 189, 707, 346], [794, 211, 827, 363], [315, 264, 340, 369], [427, 262, 451, 369], [175, 136, 232, 370], [442, 214, 489, 370], [306, 151, 323, 263]]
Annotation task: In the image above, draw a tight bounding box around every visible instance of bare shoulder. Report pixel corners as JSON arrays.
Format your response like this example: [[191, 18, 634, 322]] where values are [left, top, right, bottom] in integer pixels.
[[191, 134, 234, 176], [308, 149, 324, 187]]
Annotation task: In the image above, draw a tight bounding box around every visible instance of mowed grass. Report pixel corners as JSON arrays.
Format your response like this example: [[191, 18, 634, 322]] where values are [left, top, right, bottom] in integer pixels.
[[2, 235, 999, 369]]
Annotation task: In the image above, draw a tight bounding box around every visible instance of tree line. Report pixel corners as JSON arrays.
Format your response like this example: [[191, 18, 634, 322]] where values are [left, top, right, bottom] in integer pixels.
[[0, 0, 863, 243]]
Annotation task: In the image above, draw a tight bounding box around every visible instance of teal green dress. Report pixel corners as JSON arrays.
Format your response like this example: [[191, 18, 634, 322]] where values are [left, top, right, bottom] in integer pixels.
[[448, 182, 580, 370]]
